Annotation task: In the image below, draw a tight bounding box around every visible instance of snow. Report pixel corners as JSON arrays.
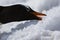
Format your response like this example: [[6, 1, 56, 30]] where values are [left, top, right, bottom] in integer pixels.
[[26, 0, 60, 12], [0, 0, 60, 40], [44, 6, 60, 31]]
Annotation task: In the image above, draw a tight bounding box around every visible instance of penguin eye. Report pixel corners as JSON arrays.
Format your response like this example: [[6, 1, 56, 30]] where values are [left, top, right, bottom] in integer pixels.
[[26, 6, 31, 12]]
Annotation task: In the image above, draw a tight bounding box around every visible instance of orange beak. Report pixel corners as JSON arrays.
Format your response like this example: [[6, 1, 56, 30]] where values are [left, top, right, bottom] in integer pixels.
[[32, 11, 46, 20]]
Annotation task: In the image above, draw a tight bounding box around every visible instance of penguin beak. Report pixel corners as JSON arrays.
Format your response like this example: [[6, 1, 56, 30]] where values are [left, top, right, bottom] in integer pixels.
[[32, 11, 46, 20]]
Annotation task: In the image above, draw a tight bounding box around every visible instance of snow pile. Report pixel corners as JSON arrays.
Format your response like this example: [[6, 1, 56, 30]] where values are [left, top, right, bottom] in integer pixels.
[[44, 6, 60, 31]]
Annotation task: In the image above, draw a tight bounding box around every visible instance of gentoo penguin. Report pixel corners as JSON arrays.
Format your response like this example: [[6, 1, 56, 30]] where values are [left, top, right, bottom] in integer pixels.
[[0, 4, 46, 24]]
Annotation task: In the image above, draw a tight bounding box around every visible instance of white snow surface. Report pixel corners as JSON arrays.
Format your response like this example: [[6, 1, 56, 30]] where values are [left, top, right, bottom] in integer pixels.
[[0, 0, 60, 40]]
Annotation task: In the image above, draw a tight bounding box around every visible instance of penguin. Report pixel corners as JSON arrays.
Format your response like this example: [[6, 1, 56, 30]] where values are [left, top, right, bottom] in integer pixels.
[[0, 4, 46, 24]]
